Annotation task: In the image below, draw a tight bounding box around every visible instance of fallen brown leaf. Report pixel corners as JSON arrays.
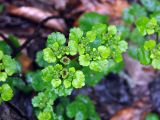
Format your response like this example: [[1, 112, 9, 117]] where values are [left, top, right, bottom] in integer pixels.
[[18, 53, 32, 73], [79, 0, 129, 18], [7, 5, 67, 32], [124, 54, 156, 87], [111, 98, 151, 120]]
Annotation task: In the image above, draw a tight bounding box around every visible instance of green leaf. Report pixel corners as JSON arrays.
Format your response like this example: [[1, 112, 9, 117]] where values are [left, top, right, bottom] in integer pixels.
[[63, 79, 71, 88], [51, 79, 62, 88], [77, 95, 100, 120], [109, 61, 125, 73], [122, 3, 146, 24], [0, 72, 7, 82], [47, 32, 66, 47], [66, 101, 77, 118], [75, 112, 84, 120], [52, 113, 64, 120], [150, 48, 160, 69], [38, 112, 52, 120], [117, 25, 130, 39], [140, 0, 157, 12], [144, 40, 156, 50], [89, 61, 99, 72], [67, 101, 87, 119], [86, 31, 97, 42], [130, 28, 145, 45], [26, 71, 47, 91], [79, 54, 91, 66], [8, 34, 20, 48], [78, 45, 85, 55], [114, 53, 123, 63], [98, 46, 110, 59], [3, 55, 18, 75], [53, 86, 73, 96], [36, 51, 49, 67], [72, 71, 85, 88], [51, 42, 60, 51], [122, 8, 134, 24], [1, 84, 13, 101], [89, 38, 101, 49], [128, 45, 138, 59], [0, 4, 4, 13], [69, 28, 83, 42], [118, 41, 128, 52], [146, 18, 157, 34], [82, 67, 104, 86], [43, 48, 56, 63], [136, 16, 149, 36], [32, 90, 57, 109], [137, 47, 151, 65], [151, 12, 160, 23], [0, 41, 12, 55], [8, 77, 32, 93], [136, 17, 158, 36], [145, 113, 160, 120], [68, 40, 78, 55], [92, 24, 107, 35], [108, 25, 117, 35], [42, 66, 55, 81], [69, 67, 76, 73], [89, 60, 108, 72], [0, 50, 4, 60], [67, 95, 100, 120], [151, 59, 160, 69], [79, 12, 108, 31]]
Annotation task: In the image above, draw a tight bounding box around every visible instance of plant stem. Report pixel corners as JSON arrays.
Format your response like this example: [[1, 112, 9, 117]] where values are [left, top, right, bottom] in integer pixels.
[[6, 102, 29, 120], [0, 33, 17, 55], [12, 16, 63, 57], [156, 32, 159, 43]]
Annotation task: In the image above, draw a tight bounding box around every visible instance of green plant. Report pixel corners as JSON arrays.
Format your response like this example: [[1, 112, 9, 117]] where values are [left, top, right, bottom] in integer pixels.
[[145, 112, 160, 120], [66, 95, 100, 120], [79, 12, 108, 32], [136, 17, 160, 69], [0, 50, 20, 103], [0, 3, 4, 13], [1, 6, 160, 119], [32, 23, 127, 119], [31, 13, 159, 120], [119, 0, 160, 59]]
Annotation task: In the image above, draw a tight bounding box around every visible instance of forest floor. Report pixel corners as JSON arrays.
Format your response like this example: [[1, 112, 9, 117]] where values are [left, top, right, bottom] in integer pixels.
[[0, 0, 160, 120]]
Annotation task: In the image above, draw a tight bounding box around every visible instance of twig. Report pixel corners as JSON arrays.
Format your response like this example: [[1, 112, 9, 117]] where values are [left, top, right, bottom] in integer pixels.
[[36, 16, 62, 32], [6, 102, 29, 120], [156, 32, 159, 43], [0, 32, 17, 54], [12, 16, 62, 57], [119, 71, 136, 88]]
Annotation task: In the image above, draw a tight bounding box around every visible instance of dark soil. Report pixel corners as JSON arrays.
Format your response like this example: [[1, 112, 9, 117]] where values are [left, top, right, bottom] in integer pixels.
[[0, 0, 160, 120]]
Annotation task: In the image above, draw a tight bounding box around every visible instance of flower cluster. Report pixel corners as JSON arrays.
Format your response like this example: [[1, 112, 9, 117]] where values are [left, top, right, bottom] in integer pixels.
[[41, 24, 127, 96], [68, 24, 128, 72], [42, 32, 85, 96], [32, 23, 128, 120], [41, 24, 128, 96]]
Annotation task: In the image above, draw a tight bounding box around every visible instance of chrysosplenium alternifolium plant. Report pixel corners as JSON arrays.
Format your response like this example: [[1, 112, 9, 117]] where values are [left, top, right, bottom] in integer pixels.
[[32, 23, 128, 119], [136, 17, 160, 69], [32, 24, 128, 120], [0, 50, 19, 103], [42, 23, 128, 96]]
